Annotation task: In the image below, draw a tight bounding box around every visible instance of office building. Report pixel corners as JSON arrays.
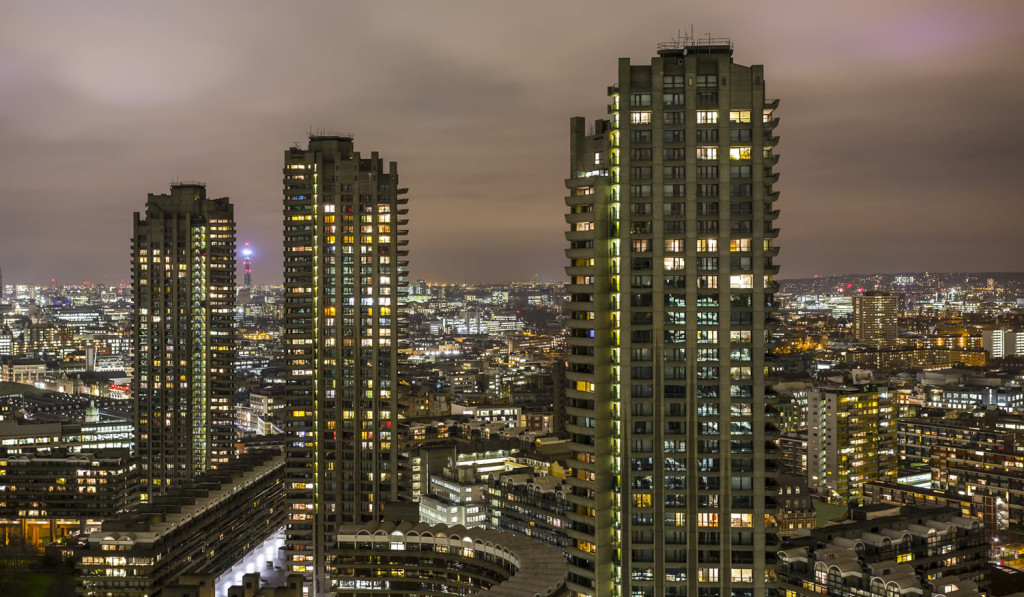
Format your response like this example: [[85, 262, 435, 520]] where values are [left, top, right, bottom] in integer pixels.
[[853, 292, 901, 350], [281, 134, 408, 592], [418, 465, 489, 528], [982, 328, 1024, 359], [132, 184, 236, 502], [564, 38, 780, 596]]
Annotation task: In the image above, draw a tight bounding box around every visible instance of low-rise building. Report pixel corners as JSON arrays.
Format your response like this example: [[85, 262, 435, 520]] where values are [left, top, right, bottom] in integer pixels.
[[487, 471, 571, 554], [776, 473, 816, 538], [328, 521, 568, 596], [932, 443, 1024, 528], [776, 505, 989, 597], [419, 466, 489, 529], [0, 449, 133, 547], [76, 451, 285, 597], [863, 481, 1006, 539]]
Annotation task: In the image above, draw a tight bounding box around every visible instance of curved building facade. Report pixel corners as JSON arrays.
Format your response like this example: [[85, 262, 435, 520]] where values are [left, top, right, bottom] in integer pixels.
[[329, 521, 569, 596]]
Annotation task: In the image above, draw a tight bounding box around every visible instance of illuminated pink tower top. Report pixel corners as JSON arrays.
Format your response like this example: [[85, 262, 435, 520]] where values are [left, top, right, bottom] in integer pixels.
[[242, 242, 252, 289]]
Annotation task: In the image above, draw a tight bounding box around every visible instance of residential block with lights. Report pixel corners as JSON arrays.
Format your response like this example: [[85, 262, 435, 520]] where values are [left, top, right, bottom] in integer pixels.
[[281, 135, 408, 593], [852, 292, 901, 350], [807, 385, 896, 504], [132, 184, 236, 502], [563, 38, 780, 597]]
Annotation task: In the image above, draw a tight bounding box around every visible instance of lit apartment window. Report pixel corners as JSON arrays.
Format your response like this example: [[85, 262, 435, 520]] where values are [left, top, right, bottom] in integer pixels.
[[696, 110, 718, 124], [697, 147, 718, 160], [631, 111, 652, 125], [730, 147, 752, 160], [730, 110, 752, 123]]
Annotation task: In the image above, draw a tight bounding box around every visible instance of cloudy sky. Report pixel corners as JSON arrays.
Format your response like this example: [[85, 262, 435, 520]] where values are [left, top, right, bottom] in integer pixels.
[[2, 1, 1023, 285]]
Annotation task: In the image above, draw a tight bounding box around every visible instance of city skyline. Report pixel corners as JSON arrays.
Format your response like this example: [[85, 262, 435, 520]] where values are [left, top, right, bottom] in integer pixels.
[[3, 2, 1024, 286]]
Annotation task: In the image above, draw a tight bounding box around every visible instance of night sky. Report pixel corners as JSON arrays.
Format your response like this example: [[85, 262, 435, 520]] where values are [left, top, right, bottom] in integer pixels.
[[3, 1, 1024, 286]]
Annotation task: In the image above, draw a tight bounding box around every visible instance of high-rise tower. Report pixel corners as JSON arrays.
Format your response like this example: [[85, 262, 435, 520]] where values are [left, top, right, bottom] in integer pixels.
[[132, 183, 236, 503], [282, 134, 408, 593], [243, 242, 253, 290], [564, 38, 780, 597], [852, 292, 900, 350]]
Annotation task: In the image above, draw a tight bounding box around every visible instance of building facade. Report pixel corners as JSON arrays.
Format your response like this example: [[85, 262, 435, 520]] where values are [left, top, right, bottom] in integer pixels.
[[132, 184, 236, 502], [487, 471, 573, 554], [776, 505, 988, 597], [807, 385, 896, 504], [76, 451, 285, 597], [330, 521, 569, 596], [0, 449, 133, 547], [982, 328, 1024, 359], [852, 292, 901, 350], [281, 135, 408, 593], [563, 38, 780, 597]]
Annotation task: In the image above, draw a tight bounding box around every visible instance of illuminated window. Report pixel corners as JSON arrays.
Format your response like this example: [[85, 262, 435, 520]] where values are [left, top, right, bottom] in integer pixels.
[[730, 274, 754, 289], [730, 147, 752, 160], [697, 512, 719, 527], [730, 239, 751, 252], [631, 111, 652, 125], [663, 258, 685, 271], [730, 110, 752, 123], [696, 110, 718, 124], [696, 239, 718, 252], [697, 146, 718, 160]]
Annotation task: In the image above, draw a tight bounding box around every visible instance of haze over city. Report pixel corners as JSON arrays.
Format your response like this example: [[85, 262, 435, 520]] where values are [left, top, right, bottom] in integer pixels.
[[3, 1, 1024, 284]]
